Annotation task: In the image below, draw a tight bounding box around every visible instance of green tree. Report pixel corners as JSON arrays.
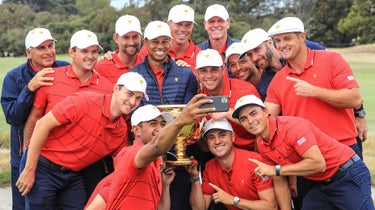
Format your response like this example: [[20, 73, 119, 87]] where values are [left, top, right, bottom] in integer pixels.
[[338, 0, 375, 45], [76, 0, 110, 16], [307, 0, 353, 47]]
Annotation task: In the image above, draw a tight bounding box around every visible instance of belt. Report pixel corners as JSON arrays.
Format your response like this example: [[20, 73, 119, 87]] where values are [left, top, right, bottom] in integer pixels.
[[322, 154, 360, 184], [39, 155, 70, 171]]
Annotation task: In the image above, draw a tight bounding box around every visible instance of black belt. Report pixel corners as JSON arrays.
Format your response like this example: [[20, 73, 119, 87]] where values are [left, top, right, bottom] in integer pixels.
[[322, 154, 360, 184], [39, 155, 70, 171]]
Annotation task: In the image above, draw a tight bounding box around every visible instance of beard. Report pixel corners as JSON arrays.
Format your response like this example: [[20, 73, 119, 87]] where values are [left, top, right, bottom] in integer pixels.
[[122, 45, 140, 56]]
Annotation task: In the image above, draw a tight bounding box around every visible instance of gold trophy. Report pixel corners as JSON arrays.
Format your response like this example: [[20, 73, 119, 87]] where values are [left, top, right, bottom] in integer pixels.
[[157, 104, 203, 165]]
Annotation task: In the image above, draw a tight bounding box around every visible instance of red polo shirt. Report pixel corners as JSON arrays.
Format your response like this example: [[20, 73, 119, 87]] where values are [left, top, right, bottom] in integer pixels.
[[33, 65, 113, 114], [201, 77, 260, 150], [40, 92, 128, 172], [168, 40, 201, 75], [266, 49, 358, 146], [95, 50, 141, 84], [257, 116, 354, 181], [202, 148, 273, 210], [97, 141, 163, 209]]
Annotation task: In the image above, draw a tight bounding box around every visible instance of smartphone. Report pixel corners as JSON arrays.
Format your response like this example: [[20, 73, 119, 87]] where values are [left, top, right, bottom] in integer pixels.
[[199, 96, 229, 112]]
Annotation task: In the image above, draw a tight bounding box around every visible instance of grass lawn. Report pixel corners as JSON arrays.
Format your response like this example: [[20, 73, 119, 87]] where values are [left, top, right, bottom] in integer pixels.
[[0, 47, 374, 186]]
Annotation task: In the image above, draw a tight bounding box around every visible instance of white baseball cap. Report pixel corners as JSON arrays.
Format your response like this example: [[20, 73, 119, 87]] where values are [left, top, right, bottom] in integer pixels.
[[115, 15, 142, 36], [268, 17, 305, 36], [70, 29, 103, 50], [202, 118, 233, 137], [131, 104, 174, 126], [117, 72, 149, 100], [204, 4, 229, 21], [25, 28, 57, 49], [225, 42, 244, 63], [240, 28, 271, 58], [168, 4, 196, 24], [144, 21, 172, 40], [195, 49, 223, 69], [232, 94, 265, 119]]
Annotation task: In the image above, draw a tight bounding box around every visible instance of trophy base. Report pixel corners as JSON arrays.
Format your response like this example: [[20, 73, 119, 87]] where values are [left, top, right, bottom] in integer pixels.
[[166, 158, 198, 166]]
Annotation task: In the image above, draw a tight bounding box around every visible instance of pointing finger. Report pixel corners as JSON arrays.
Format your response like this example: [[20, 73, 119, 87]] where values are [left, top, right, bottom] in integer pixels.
[[209, 183, 221, 191], [286, 76, 302, 83], [248, 158, 262, 166]]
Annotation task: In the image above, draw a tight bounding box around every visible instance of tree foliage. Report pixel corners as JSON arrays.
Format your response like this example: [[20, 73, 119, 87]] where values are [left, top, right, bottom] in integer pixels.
[[307, 0, 353, 47], [338, 0, 375, 44], [0, 0, 373, 57]]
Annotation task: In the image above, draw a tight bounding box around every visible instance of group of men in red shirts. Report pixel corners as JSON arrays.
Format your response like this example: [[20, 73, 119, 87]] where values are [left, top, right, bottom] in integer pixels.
[[2, 2, 373, 210]]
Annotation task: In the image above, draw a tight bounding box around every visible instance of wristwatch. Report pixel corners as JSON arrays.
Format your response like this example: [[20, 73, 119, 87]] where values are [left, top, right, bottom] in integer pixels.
[[355, 109, 366, 118], [275, 165, 281, 176], [354, 102, 366, 118], [233, 196, 240, 206]]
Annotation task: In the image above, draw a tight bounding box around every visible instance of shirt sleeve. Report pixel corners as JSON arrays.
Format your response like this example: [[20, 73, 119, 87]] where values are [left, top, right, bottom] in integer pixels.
[[1, 70, 35, 126]]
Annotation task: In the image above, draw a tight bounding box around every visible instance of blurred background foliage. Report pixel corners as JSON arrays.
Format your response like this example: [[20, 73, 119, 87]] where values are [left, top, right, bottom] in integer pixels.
[[0, 0, 374, 57]]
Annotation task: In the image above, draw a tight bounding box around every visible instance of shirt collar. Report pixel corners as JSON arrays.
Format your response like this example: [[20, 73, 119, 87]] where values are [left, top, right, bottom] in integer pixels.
[[285, 49, 315, 75]]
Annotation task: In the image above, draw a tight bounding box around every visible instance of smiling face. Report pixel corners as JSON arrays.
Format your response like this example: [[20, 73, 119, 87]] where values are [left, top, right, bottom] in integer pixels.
[[197, 66, 225, 94], [145, 36, 171, 62], [237, 105, 269, 138], [168, 21, 193, 45], [26, 40, 56, 71], [204, 16, 230, 41], [272, 32, 306, 61], [245, 41, 274, 69], [227, 54, 259, 84], [205, 129, 234, 158], [114, 31, 142, 56], [112, 85, 144, 116], [69, 45, 99, 72]]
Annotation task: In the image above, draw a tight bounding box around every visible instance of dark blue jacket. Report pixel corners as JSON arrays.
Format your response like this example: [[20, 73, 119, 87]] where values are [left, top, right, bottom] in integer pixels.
[[306, 39, 327, 50], [130, 56, 198, 106], [198, 35, 240, 78], [1, 59, 69, 165]]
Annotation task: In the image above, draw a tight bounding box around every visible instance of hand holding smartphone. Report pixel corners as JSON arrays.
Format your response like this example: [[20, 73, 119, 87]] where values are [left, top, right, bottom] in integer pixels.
[[199, 96, 229, 112]]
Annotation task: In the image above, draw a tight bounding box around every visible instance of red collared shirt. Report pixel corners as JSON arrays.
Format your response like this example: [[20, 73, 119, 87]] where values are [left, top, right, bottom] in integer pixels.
[[266, 49, 359, 146], [257, 116, 354, 181], [41, 92, 128, 171], [33, 65, 113, 114], [202, 148, 273, 210], [200, 77, 260, 150], [95, 50, 142, 84]]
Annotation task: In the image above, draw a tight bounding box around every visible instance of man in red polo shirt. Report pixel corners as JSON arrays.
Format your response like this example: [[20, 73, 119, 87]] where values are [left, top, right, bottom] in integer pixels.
[[131, 20, 199, 210], [187, 119, 277, 210], [266, 16, 362, 153], [95, 15, 143, 84], [138, 4, 201, 75], [232, 94, 374, 210], [195, 49, 260, 150], [193, 49, 261, 210], [22, 29, 115, 200], [16, 72, 148, 209], [85, 95, 215, 210], [264, 17, 367, 209]]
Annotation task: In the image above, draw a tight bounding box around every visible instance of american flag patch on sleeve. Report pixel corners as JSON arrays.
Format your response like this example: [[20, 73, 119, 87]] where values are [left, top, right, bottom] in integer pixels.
[[297, 137, 306, 145]]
